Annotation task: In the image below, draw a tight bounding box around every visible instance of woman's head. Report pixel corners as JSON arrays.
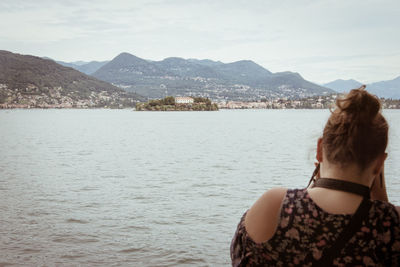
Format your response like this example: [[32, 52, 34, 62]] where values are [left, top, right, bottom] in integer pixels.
[[321, 86, 388, 170]]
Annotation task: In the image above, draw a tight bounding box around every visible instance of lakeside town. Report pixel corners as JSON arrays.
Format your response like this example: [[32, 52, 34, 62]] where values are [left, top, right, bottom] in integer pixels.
[[1, 83, 400, 109], [217, 94, 400, 109], [0, 84, 138, 109]]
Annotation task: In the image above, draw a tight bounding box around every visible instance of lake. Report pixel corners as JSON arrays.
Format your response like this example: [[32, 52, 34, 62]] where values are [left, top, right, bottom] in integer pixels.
[[1, 109, 399, 266]]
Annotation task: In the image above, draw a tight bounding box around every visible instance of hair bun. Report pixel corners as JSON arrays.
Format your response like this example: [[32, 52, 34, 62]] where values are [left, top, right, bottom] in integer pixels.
[[336, 85, 381, 122]]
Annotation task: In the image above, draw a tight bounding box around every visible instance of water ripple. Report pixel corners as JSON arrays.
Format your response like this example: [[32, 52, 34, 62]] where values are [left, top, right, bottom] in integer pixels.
[[66, 219, 89, 224], [118, 247, 146, 253]]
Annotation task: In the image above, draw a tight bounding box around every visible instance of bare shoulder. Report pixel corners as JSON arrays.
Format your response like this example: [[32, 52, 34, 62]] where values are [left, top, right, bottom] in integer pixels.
[[244, 187, 288, 244]]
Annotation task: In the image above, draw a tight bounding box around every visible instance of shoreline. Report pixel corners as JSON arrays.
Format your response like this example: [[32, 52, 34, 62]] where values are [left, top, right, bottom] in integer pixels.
[[3, 106, 398, 110], [1, 107, 400, 111]]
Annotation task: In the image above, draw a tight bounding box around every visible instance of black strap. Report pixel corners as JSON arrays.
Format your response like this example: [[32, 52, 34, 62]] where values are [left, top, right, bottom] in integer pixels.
[[305, 178, 372, 265], [313, 178, 370, 199]]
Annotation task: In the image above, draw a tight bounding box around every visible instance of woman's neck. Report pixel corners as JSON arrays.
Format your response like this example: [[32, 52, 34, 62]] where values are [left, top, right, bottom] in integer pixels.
[[319, 162, 372, 187]]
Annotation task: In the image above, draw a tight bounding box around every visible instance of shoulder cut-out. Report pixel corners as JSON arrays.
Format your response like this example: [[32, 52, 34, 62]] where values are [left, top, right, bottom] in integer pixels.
[[244, 187, 287, 243]]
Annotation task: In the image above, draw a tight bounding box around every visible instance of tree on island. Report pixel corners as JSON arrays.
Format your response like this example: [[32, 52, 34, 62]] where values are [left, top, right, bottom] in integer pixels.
[[162, 96, 175, 105], [193, 97, 211, 105]]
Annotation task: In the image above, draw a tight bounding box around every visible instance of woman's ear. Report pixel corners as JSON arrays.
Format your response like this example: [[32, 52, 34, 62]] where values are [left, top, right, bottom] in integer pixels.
[[373, 153, 387, 175], [316, 138, 323, 163]]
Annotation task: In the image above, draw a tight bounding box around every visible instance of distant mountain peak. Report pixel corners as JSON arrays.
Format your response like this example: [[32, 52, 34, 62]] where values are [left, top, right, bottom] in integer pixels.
[[163, 57, 184, 61], [221, 60, 272, 76], [230, 59, 260, 66], [234, 59, 255, 64], [334, 78, 360, 83], [160, 57, 188, 64], [323, 79, 363, 93], [187, 58, 223, 66], [276, 71, 302, 77], [113, 52, 144, 62], [100, 52, 155, 70], [93, 51, 170, 79], [116, 52, 134, 58]]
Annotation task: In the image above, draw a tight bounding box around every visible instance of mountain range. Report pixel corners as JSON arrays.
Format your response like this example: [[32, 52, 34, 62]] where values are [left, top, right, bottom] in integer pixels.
[[54, 52, 399, 100], [324, 77, 400, 99], [90, 52, 334, 100], [4, 50, 398, 104], [0, 50, 143, 108]]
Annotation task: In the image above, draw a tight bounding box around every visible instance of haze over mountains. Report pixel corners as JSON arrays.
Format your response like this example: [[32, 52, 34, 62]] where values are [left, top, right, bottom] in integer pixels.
[[323, 79, 363, 93], [90, 52, 334, 100], [324, 77, 400, 99], [367, 77, 400, 99], [55, 60, 109, 75]]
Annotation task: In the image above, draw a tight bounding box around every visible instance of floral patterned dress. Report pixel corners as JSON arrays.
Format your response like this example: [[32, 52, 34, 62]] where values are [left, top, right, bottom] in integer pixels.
[[231, 189, 400, 266]]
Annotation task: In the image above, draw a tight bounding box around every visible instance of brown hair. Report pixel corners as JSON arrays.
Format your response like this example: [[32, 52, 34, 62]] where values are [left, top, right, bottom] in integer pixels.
[[322, 85, 388, 169]]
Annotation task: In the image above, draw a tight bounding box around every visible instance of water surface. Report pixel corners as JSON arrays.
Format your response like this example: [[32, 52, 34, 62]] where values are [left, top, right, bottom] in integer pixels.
[[1, 109, 399, 266]]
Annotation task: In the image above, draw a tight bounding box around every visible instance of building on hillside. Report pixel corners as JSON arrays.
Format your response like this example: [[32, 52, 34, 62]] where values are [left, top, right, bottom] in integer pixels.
[[175, 96, 194, 104]]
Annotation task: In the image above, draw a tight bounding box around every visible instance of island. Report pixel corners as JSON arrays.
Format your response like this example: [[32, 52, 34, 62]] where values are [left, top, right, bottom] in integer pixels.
[[135, 96, 219, 111]]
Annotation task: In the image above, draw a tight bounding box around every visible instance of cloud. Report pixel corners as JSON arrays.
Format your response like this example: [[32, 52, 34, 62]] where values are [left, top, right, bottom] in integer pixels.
[[0, 0, 399, 83]]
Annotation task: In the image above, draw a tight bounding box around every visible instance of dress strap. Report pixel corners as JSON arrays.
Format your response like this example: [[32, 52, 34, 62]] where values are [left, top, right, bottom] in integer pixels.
[[306, 177, 372, 265], [312, 178, 370, 199], [308, 196, 372, 266]]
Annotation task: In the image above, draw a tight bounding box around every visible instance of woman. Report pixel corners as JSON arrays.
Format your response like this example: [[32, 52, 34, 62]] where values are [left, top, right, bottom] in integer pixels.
[[231, 86, 400, 266]]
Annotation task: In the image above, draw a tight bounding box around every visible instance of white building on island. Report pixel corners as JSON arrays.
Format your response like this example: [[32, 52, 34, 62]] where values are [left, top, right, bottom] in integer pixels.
[[175, 97, 194, 104]]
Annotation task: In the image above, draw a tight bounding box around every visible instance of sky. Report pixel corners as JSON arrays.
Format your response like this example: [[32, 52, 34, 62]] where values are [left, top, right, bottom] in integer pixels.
[[0, 0, 399, 84]]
